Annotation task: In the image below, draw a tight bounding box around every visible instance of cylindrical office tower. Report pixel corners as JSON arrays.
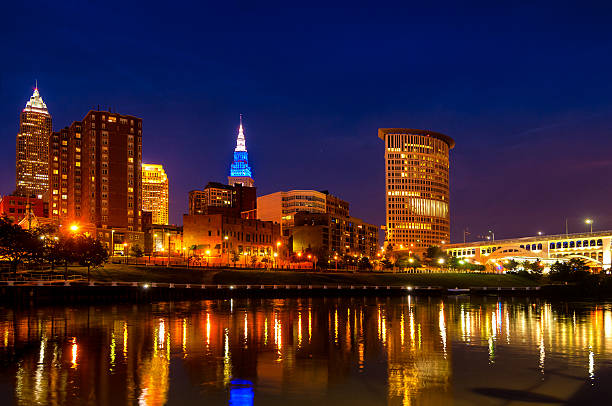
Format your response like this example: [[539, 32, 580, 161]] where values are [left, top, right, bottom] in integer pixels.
[[378, 128, 455, 252]]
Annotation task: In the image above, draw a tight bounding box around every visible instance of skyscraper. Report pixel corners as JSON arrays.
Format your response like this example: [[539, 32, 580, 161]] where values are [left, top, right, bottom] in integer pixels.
[[379, 128, 455, 252], [142, 163, 169, 225], [50, 110, 143, 249], [16, 85, 52, 198], [228, 115, 254, 187]]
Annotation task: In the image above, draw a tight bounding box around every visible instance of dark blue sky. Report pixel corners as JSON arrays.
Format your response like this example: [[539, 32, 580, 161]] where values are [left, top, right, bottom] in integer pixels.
[[3, 1, 612, 242]]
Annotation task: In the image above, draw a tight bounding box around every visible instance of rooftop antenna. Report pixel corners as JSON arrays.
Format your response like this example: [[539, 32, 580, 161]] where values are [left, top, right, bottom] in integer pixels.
[[35, 79, 38, 90]]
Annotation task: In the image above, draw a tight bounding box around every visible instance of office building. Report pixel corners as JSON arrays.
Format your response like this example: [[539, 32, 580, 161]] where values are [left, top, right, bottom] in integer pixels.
[[257, 190, 328, 238], [292, 212, 379, 258], [16, 86, 52, 198], [258, 190, 378, 257], [379, 128, 454, 253], [228, 115, 254, 187], [189, 182, 256, 218], [49, 110, 143, 249], [142, 163, 169, 225]]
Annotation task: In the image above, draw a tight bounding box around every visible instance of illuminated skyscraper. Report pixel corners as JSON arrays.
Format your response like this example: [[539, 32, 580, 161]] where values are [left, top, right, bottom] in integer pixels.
[[142, 163, 169, 225], [16, 85, 52, 198], [228, 115, 254, 187], [379, 128, 455, 252]]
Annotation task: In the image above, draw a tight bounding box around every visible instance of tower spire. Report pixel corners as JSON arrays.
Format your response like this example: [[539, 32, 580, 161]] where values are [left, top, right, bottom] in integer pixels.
[[228, 114, 254, 187]]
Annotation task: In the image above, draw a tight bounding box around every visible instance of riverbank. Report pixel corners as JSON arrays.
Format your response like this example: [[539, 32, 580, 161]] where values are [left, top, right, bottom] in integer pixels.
[[66, 264, 539, 289]]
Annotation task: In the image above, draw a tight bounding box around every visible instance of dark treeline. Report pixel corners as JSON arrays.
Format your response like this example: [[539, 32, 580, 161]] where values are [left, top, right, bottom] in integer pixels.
[[0, 217, 108, 281]]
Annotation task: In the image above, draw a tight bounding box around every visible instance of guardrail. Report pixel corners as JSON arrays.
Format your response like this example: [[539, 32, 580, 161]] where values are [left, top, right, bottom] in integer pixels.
[[0, 280, 540, 294]]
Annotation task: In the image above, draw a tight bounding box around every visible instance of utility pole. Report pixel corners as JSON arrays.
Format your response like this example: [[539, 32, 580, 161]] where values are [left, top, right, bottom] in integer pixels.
[[463, 228, 470, 244]]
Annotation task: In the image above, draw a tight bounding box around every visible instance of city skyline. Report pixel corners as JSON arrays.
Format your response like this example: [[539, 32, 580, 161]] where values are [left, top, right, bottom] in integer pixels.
[[3, 3, 612, 243]]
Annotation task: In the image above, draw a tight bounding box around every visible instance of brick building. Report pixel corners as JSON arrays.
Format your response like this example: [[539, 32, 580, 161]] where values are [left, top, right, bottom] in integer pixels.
[[49, 110, 143, 249], [183, 214, 280, 265]]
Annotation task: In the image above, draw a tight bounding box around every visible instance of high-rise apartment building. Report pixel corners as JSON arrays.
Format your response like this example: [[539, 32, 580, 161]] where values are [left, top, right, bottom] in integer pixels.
[[378, 128, 454, 252], [228, 115, 254, 187], [16, 86, 52, 198], [49, 110, 143, 249], [142, 163, 169, 225]]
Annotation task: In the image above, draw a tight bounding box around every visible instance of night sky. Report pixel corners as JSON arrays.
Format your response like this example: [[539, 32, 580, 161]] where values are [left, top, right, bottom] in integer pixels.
[[2, 2, 612, 243]]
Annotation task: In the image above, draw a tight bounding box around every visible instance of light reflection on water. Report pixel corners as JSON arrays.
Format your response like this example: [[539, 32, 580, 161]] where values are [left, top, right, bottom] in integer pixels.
[[1, 296, 612, 405]]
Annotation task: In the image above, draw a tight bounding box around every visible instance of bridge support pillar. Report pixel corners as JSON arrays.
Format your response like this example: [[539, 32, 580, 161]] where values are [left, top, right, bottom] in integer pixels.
[[603, 238, 611, 270]]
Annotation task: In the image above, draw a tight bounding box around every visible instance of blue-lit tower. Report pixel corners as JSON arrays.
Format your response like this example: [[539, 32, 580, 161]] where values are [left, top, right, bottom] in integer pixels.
[[228, 115, 254, 187]]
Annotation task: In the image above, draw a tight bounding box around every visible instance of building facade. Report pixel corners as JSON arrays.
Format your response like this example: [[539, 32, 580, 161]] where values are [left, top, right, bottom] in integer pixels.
[[446, 231, 612, 271], [258, 190, 378, 257], [189, 182, 256, 217], [0, 195, 47, 223], [49, 110, 143, 248], [292, 212, 379, 258], [142, 163, 169, 225], [183, 214, 280, 264], [16, 87, 52, 198], [257, 190, 328, 238], [379, 128, 455, 253], [228, 115, 254, 187]]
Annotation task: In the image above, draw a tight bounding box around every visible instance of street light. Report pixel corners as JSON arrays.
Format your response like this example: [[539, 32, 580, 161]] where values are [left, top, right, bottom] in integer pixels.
[[70, 224, 79, 233], [123, 242, 129, 264], [488, 230, 495, 242], [224, 236, 229, 266], [585, 218, 593, 233], [537, 231, 543, 236], [205, 249, 211, 267]]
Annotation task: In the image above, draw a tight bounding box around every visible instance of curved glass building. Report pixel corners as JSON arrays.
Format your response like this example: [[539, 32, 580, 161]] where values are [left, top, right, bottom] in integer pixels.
[[378, 128, 455, 253]]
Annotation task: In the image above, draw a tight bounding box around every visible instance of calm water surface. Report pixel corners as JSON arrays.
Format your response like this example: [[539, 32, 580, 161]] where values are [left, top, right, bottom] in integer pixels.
[[1, 296, 612, 405]]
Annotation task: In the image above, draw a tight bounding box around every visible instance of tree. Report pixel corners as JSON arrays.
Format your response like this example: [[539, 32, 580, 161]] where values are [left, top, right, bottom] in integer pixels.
[[503, 259, 520, 272], [75, 236, 109, 282], [358, 257, 372, 270], [397, 254, 421, 271], [0, 216, 43, 275], [381, 259, 393, 270], [56, 235, 79, 281], [424, 246, 448, 267], [549, 258, 590, 282], [230, 250, 239, 267], [130, 244, 144, 258], [250, 254, 258, 268]]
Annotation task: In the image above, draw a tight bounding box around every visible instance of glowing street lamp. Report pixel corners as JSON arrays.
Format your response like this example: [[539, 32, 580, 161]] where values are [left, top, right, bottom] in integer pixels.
[[206, 249, 211, 267], [70, 224, 79, 233], [585, 218, 593, 233], [123, 242, 129, 264]]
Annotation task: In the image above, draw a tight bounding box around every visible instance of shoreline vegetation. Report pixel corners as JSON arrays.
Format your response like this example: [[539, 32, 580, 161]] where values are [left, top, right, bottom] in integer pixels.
[[56, 264, 540, 288], [2, 265, 612, 302]]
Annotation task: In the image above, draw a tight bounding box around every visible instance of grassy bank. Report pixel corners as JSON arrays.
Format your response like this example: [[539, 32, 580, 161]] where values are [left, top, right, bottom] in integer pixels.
[[64, 264, 539, 289]]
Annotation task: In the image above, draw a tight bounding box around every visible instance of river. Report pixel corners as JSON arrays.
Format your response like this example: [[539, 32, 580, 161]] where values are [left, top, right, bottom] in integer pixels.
[[0, 296, 611, 405]]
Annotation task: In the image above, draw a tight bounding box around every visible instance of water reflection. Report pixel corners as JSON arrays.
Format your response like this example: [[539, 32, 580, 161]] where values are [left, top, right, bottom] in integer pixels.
[[1, 297, 612, 405]]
